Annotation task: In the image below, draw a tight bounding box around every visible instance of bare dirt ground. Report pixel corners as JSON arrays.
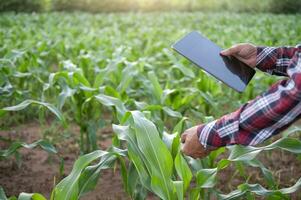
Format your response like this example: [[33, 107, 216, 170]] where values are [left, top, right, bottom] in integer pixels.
[[1, 121, 301, 199], [0, 121, 131, 200]]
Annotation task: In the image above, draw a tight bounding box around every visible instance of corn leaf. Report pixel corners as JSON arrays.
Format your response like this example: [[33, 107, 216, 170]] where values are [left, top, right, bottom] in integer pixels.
[[2, 100, 65, 125], [52, 150, 109, 200], [0, 187, 8, 200], [175, 153, 192, 194], [128, 111, 175, 200], [18, 193, 47, 200], [0, 140, 57, 158], [94, 94, 127, 121]]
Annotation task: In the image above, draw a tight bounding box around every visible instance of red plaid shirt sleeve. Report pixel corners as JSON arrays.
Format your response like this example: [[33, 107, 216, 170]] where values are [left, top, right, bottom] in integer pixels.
[[197, 45, 301, 148]]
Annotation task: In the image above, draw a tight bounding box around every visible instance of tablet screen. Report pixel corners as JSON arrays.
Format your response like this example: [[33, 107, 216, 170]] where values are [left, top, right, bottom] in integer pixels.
[[171, 31, 255, 92]]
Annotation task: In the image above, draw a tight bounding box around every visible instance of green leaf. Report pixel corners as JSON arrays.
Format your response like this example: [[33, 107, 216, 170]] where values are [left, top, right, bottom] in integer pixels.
[[78, 153, 117, 196], [142, 105, 182, 118], [228, 137, 301, 162], [13, 72, 31, 78], [228, 145, 261, 161], [195, 168, 217, 188], [94, 94, 127, 121], [18, 193, 47, 200], [0, 140, 57, 158], [115, 111, 177, 199], [126, 163, 140, 198], [128, 111, 175, 200], [93, 70, 105, 88], [116, 62, 136, 93], [147, 71, 163, 103], [162, 106, 182, 118], [189, 188, 200, 200], [113, 124, 152, 191], [172, 117, 188, 135], [163, 48, 195, 78], [173, 181, 184, 200], [104, 85, 121, 99], [244, 159, 276, 189], [162, 131, 177, 152], [87, 121, 97, 151], [0, 187, 8, 200], [2, 100, 65, 125], [175, 153, 192, 194], [268, 137, 301, 153], [217, 159, 230, 170], [171, 64, 195, 78], [219, 178, 301, 200], [53, 150, 109, 200], [57, 84, 75, 110], [171, 132, 181, 159], [73, 72, 91, 87]]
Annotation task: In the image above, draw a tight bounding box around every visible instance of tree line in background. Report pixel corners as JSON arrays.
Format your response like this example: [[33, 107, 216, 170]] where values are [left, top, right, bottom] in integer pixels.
[[0, 0, 301, 13]]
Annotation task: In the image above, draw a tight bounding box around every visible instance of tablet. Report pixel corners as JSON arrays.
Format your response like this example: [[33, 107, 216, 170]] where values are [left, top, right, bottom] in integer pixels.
[[171, 31, 256, 92]]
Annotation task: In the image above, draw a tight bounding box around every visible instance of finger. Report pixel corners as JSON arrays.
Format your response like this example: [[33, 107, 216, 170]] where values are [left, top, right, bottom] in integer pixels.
[[180, 144, 187, 155], [220, 45, 240, 56], [181, 132, 187, 143]]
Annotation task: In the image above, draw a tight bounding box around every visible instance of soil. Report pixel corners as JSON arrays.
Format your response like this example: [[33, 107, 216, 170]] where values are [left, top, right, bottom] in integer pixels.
[[0, 121, 131, 200], [1, 121, 301, 199]]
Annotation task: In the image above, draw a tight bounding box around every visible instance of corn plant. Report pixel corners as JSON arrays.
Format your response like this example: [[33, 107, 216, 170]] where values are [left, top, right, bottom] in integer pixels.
[[1, 113, 301, 199], [0, 139, 57, 159], [45, 109, 301, 200], [49, 93, 301, 199], [112, 111, 191, 200], [1, 12, 301, 199], [0, 186, 48, 200], [110, 109, 301, 199], [0, 139, 57, 168]]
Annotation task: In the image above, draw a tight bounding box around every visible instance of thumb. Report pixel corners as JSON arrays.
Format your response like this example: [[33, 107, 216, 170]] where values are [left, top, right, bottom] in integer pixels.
[[181, 132, 187, 143], [220, 45, 241, 56]]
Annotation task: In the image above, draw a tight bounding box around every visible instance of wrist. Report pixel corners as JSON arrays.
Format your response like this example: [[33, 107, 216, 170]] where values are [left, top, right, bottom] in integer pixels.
[[197, 121, 225, 149], [256, 46, 266, 67], [256, 46, 277, 72]]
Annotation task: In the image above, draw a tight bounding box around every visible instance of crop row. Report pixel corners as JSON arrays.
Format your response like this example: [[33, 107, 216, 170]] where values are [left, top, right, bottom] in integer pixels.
[[1, 12, 301, 199]]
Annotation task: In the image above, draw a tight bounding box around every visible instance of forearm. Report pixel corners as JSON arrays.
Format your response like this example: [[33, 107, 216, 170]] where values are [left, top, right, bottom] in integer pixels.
[[256, 45, 301, 76], [198, 51, 301, 148]]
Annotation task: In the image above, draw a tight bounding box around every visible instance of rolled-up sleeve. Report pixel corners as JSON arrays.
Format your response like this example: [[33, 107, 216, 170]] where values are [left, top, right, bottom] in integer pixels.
[[198, 46, 301, 148]]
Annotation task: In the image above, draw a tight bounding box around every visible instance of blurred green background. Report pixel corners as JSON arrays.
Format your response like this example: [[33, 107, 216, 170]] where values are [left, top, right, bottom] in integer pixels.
[[1, 0, 301, 13]]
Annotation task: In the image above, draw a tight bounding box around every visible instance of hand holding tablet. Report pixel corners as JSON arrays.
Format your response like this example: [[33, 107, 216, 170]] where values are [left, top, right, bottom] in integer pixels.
[[171, 31, 256, 92]]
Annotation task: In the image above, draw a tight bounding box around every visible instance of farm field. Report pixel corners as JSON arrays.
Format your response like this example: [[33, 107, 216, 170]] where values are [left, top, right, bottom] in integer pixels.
[[1, 12, 301, 199]]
